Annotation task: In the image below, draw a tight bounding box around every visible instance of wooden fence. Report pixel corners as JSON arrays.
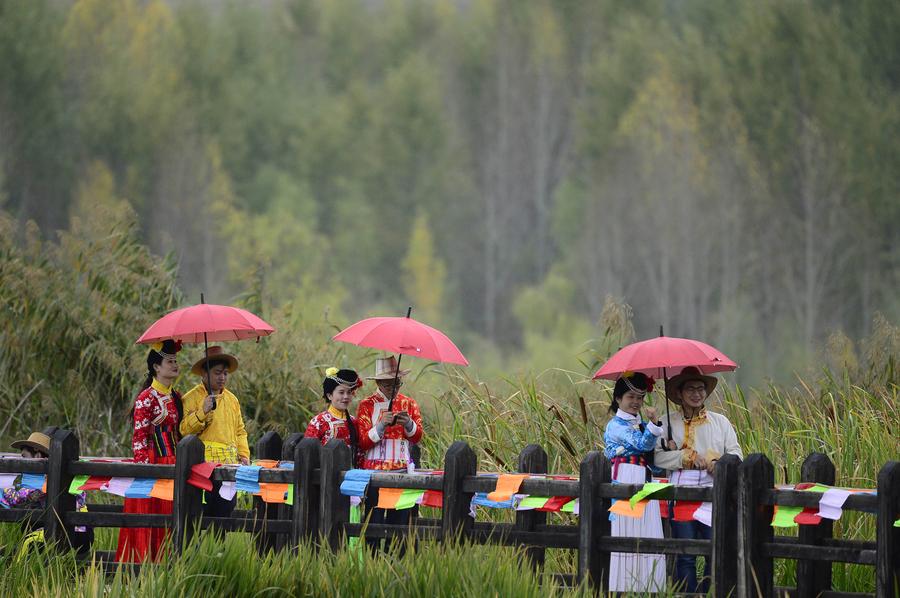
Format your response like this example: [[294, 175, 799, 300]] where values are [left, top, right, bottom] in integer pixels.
[[1, 428, 897, 598]]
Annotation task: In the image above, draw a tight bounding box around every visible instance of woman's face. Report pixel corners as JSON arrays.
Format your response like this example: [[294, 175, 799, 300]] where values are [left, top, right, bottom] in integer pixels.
[[616, 390, 645, 415], [328, 384, 356, 411], [154, 355, 180, 381]]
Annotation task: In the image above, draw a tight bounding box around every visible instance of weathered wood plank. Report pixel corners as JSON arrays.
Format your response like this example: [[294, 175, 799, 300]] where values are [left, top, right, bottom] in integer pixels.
[[319, 439, 351, 551], [45, 429, 78, 551], [712, 453, 741, 598], [441, 441, 477, 540], [762, 542, 876, 565], [516, 444, 548, 571], [0, 457, 49, 474], [68, 461, 175, 479], [172, 435, 205, 554], [65, 512, 170, 528], [739, 453, 775, 598], [875, 461, 900, 598], [577, 451, 610, 589], [254, 431, 282, 554], [293, 437, 321, 549], [797, 452, 835, 598]]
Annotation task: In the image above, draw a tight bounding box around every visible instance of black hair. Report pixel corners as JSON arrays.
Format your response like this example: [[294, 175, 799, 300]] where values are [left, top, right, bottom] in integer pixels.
[[608, 372, 651, 414], [323, 369, 360, 452], [137, 340, 183, 422]]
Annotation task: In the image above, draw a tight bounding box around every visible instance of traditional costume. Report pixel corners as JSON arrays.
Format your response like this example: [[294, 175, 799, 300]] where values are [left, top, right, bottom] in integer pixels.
[[179, 346, 248, 517], [653, 367, 743, 594], [305, 368, 363, 465], [603, 374, 666, 594], [179, 347, 249, 465], [116, 340, 181, 563], [355, 357, 424, 551]]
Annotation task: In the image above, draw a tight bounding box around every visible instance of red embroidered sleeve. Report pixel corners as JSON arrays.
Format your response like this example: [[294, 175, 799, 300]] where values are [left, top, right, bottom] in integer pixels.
[[355, 399, 377, 451], [304, 415, 326, 445], [131, 391, 153, 463]]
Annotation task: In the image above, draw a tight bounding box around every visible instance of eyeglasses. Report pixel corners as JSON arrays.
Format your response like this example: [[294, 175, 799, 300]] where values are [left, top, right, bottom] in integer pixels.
[[682, 385, 707, 395]]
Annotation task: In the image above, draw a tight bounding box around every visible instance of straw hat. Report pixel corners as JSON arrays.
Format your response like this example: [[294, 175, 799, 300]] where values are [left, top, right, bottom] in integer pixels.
[[191, 346, 238, 377], [665, 366, 718, 405], [365, 356, 411, 380], [11, 432, 51, 455]]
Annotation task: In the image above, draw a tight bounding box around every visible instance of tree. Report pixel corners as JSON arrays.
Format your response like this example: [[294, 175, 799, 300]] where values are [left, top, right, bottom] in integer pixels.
[[402, 210, 447, 325]]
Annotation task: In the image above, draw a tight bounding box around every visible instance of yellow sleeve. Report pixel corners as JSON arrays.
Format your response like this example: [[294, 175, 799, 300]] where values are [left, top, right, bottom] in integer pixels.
[[179, 386, 210, 437]]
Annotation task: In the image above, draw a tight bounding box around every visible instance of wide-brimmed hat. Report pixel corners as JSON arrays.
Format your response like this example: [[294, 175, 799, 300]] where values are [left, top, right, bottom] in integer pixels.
[[665, 367, 718, 405], [11, 432, 51, 455], [191, 346, 238, 377], [365, 356, 411, 380]]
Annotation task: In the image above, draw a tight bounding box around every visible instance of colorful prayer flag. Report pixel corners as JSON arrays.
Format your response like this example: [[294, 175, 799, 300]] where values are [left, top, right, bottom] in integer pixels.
[[629, 482, 671, 507], [68, 475, 90, 494], [538, 496, 575, 512], [516, 496, 551, 511], [149, 479, 175, 501], [487, 474, 528, 502], [609, 498, 648, 518], [771, 505, 803, 527]]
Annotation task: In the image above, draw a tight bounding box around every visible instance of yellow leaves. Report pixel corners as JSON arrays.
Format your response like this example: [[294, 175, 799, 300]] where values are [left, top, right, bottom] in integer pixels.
[[402, 211, 446, 325]]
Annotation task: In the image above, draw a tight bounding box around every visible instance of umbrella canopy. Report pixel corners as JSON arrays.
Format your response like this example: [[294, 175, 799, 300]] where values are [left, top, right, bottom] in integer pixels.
[[135, 303, 275, 345], [333, 315, 469, 366], [592, 336, 737, 381]]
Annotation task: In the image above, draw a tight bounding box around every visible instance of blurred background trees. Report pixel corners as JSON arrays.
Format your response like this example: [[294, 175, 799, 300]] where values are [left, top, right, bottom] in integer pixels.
[[1, 0, 897, 386]]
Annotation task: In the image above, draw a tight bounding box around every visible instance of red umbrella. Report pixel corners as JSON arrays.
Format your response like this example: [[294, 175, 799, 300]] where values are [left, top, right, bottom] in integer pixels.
[[333, 307, 468, 408], [592, 335, 736, 381], [333, 315, 468, 366], [136, 295, 275, 409], [592, 330, 737, 443], [135, 303, 274, 344]]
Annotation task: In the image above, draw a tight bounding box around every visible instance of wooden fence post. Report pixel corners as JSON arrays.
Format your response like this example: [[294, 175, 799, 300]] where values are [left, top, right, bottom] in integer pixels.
[[875, 461, 900, 598], [738, 453, 774, 598], [272, 432, 302, 551], [796, 452, 835, 598], [45, 429, 79, 551], [515, 444, 548, 571], [173, 434, 206, 554], [319, 439, 351, 551], [441, 441, 477, 540], [292, 437, 321, 550], [712, 453, 741, 598], [577, 451, 611, 589], [254, 431, 283, 554]]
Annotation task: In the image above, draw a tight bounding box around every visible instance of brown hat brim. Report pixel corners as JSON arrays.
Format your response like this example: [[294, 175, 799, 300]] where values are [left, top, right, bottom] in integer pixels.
[[11, 432, 51, 454], [191, 353, 238, 377], [365, 369, 411, 380]]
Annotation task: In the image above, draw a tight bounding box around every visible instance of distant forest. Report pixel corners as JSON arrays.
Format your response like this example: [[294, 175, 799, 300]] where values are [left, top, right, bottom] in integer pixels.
[[1, 0, 897, 382]]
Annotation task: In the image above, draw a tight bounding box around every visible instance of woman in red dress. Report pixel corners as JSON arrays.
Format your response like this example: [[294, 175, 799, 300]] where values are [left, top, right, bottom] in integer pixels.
[[115, 339, 183, 562], [304, 368, 363, 465]]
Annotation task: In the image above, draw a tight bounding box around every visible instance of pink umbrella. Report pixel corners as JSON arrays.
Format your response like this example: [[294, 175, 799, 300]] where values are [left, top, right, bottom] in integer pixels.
[[333, 307, 468, 408], [333, 311, 468, 366], [135, 302, 274, 344], [592, 330, 737, 443], [136, 296, 275, 409], [592, 335, 736, 381]]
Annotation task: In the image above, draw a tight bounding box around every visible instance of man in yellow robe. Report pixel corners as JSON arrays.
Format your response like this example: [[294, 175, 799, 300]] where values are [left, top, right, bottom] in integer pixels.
[[180, 346, 250, 516]]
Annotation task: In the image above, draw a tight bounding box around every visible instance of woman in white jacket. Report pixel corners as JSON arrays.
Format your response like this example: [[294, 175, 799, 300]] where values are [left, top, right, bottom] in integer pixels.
[[654, 367, 743, 594]]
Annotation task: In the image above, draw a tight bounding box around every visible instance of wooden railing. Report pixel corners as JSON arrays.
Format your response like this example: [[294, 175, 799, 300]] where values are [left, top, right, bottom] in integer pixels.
[[1, 429, 897, 598]]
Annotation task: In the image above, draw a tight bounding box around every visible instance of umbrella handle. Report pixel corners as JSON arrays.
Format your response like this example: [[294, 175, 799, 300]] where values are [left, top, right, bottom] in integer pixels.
[[201, 294, 216, 411], [387, 307, 413, 411]]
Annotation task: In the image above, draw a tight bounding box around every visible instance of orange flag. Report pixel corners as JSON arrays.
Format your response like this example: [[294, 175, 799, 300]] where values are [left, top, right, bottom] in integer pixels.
[[609, 498, 648, 518], [377, 487, 406, 509], [149, 479, 175, 501], [487, 474, 528, 502], [255, 460, 279, 469], [258, 483, 289, 504]]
